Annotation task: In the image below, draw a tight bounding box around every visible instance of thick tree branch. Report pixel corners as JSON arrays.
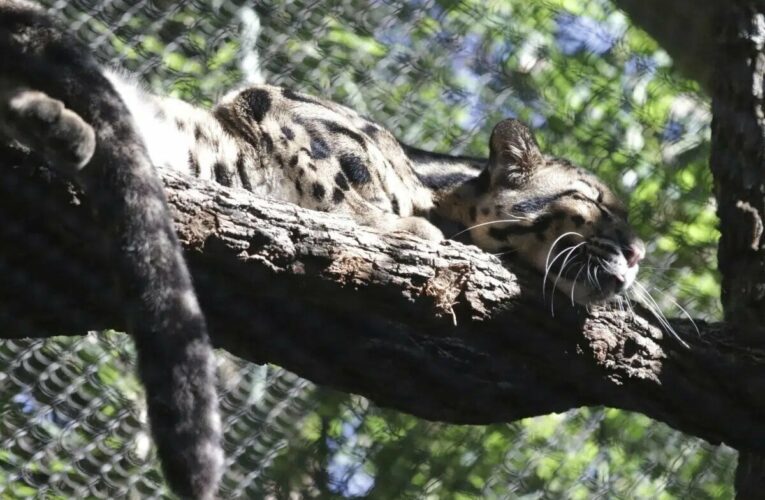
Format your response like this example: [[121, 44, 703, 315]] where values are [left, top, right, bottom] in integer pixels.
[[1, 152, 764, 455], [613, 0, 718, 91]]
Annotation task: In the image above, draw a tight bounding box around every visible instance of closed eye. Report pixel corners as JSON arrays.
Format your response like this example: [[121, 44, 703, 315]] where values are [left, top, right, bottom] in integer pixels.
[[570, 192, 625, 218]]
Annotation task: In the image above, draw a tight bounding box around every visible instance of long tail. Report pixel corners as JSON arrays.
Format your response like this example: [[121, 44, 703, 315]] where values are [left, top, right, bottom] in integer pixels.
[[0, 2, 223, 497]]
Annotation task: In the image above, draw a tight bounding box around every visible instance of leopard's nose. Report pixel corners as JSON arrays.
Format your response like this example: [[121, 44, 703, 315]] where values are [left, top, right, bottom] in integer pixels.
[[624, 240, 645, 268]]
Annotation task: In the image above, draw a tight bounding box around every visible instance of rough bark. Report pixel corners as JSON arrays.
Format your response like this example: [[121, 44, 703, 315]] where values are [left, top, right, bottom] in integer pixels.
[[1, 150, 765, 455], [709, 2, 765, 497], [613, 0, 718, 91]]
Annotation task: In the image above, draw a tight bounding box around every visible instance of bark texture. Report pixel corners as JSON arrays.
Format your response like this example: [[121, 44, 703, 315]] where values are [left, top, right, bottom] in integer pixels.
[[1, 149, 765, 456], [709, 2, 765, 498]]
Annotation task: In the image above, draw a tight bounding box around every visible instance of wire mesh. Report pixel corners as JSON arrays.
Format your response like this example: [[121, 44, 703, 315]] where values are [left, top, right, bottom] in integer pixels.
[[0, 0, 735, 498]]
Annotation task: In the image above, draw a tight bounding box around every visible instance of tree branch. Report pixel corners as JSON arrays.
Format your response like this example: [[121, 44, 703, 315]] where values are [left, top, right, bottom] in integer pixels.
[[1, 151, 764, 455], [613, 0, 718, 91]]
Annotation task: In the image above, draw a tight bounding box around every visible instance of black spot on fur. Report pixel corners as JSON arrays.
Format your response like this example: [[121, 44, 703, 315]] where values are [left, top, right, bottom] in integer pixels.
[[333, 187, 345, 203], [283, 87, 323, 106], [312, 182, 326, 201], [281, 126, 295, 140], [417, 172, 474, 190], [320, 119, 367, 149], [298, 167, 305, 178], [474, 168, 491, 194], [512, 190, 578, 214], [469, 206, 477, 222], [339, 153, 371, 185], [213, 162, 230, 186], [335, 171, 350, 191], [309, 134, 331, 159], [235, 154, 253, 191], [362, 123, 379, 136], [309, 163, 318, 171], [481, 207, 490, 216], [294, 179, 303, 196], [175, 118, 186, 131], [391, 196, 400, 215], [571, 214, 585, 227], [261, 133, 274, 154], [274, 154, 286, 168], [187, 151, 200, 176], [194, 124, 203, 141], [289, 155, 299, 168], [241, 88, 271, 122]]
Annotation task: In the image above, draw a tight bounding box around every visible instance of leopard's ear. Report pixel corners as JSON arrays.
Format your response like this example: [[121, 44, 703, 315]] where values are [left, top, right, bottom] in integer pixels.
[[487, 118, 543, 187]]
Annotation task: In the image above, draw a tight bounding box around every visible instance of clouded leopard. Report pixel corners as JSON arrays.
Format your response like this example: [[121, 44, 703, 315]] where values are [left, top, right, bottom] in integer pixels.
[[111, 78, 644, 303], [0, 1, 645, 498]]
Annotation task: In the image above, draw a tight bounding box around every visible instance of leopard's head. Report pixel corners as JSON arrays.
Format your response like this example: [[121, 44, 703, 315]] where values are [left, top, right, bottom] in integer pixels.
[[468, 119, 644, 303]]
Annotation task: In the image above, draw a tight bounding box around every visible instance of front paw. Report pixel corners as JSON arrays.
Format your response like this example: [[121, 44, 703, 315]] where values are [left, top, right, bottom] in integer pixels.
[[2, 89, 95, 172], [392, 216, 444, 242]]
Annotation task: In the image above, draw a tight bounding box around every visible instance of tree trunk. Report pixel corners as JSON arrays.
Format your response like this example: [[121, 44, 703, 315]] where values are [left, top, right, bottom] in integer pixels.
[[709, 2, 765, 497], [614, 0, 717, 92]]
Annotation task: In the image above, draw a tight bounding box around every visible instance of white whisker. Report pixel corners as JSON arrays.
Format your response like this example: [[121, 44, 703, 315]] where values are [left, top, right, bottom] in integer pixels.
[[542, 232, 585, 299], [543, 245, 577, 300], [545, 232, 584, 268], [641, 281, 700, 337], [551, 243, 585, 316], [491, 249, 517, 257], [616, 295, 625, 315], [585, 255, 595, 289], [631, 286, 669, 331], [570, 263, 586, 306], [450, 217, 532, 239], [592, 264, 602, 291], [543, 242, 583, 302], [632, 282, 690, 348], [624, 292, 636, 318], [638, 271, 707, 302]]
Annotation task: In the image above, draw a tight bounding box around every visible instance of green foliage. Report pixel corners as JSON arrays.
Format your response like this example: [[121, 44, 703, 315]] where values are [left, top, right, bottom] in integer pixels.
[[1, 0, 734, 498]]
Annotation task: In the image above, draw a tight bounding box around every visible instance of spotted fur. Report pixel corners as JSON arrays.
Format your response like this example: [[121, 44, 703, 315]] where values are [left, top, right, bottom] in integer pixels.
[[113, 80, 644, 304]]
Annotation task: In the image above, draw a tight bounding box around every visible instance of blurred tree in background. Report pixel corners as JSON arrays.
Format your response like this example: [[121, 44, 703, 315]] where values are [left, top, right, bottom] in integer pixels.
[[0, 0, 733, 498]]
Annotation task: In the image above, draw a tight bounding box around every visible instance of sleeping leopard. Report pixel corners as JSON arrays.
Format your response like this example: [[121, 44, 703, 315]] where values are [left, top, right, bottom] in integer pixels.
[[111, 76, 645, 303], [0, 2, 644, 498]]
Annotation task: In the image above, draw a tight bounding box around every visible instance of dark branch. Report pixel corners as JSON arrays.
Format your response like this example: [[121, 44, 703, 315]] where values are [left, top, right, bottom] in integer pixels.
[[1, 150, 764, 455], [613, 0, 717, 91]]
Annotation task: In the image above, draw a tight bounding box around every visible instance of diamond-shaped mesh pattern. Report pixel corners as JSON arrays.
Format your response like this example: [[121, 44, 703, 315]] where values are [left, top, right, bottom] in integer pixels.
[[1, 333, 314, 498], [0, 0, 735, 498]]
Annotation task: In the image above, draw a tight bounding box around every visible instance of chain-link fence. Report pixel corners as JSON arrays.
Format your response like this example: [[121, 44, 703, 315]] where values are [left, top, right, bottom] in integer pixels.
[[0, 0, 734, 498]]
